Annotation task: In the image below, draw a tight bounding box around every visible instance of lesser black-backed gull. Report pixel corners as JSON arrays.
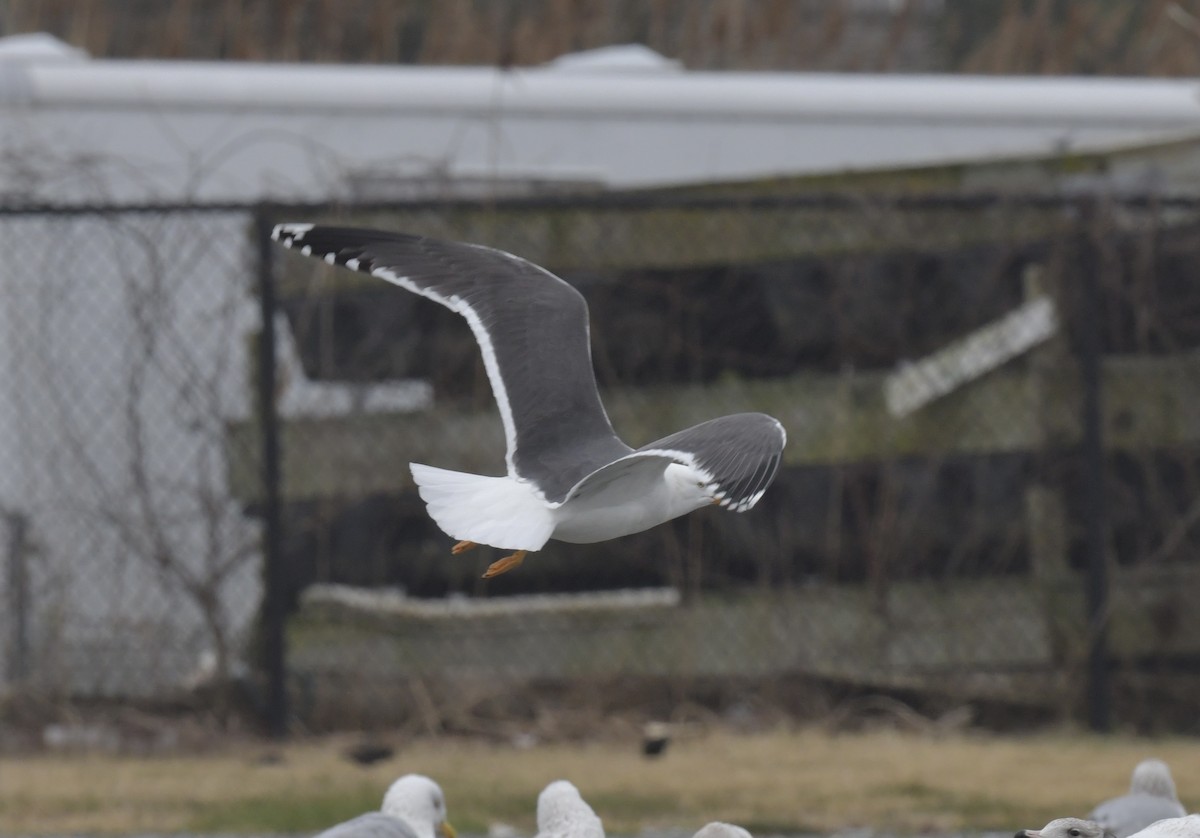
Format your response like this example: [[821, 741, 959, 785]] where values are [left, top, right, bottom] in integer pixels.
[[273, 225, 787, 578]]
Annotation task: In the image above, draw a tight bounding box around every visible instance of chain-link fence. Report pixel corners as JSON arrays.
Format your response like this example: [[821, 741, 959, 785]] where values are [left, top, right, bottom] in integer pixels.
[[0, 208, 262, 704], [2, 192, 1199, 737]]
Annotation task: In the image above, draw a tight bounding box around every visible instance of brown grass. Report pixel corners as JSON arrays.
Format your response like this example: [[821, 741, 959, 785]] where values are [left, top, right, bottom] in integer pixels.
[[2, 728, 1198, 835]]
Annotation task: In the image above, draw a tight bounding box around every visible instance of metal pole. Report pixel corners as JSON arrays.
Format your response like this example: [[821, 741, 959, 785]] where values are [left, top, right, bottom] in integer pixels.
[[1077, 203, 1111, 732], [6, 511, 29, 683], [254, 208, 288, 738]]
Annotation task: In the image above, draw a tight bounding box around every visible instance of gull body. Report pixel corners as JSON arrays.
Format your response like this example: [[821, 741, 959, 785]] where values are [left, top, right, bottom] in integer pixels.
[[1128, 816, 1200, 838], [1016, 818, 1114, 838], [317, 814, 419, 838], [1090, 759, 1188, 838]]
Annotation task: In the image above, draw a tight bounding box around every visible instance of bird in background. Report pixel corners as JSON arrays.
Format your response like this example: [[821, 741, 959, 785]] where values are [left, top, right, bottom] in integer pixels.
[[1016, 817, 1116, 838], [273, 225, 786, 579], [531, 779, 754, 838], [534, 780, 605, 838], [1123, 816, 1200, 838], [315, 774, 456, 838], [1017, 815, 1200, 838], [693, 824, 756, 838], [1089, 759, 1188, 838]]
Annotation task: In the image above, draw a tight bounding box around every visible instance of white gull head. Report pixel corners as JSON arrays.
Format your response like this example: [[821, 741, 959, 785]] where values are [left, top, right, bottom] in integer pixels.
[[1017, 818, 1115, 838], [693, 823, 754, 838], [1129, 759, 1180, 800], [535, 780, 605, 838], [381, 775, 455, 838]]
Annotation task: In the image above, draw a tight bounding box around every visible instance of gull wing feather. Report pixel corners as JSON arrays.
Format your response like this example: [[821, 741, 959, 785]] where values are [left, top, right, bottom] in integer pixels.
[[637, 412, 786, 511], [565, 412, 786, 511], [272, 225, 632, 502]]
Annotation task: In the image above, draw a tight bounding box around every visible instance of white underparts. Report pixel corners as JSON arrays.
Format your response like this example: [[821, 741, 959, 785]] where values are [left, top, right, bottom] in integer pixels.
[[551, 461, 713, 543], [410, 460, 716, 551], [409, 463, 555, 551]]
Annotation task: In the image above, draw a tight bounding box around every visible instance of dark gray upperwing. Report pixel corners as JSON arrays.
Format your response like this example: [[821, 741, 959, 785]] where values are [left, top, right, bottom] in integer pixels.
[[637, 412, 786, 512], [272, 224, 632, 502]]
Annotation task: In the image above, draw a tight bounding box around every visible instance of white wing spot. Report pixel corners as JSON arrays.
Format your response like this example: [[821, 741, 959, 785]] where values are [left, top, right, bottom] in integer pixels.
[[324, 252, 336, 265], [300, 245, 312, 256], [271, 222, 314, 242], [346, 258, 360, 271]]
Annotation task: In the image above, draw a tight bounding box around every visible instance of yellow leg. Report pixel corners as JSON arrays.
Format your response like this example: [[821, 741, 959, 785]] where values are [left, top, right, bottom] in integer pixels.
[[451, 540, 478, 555], [482, 550, 528, 579]]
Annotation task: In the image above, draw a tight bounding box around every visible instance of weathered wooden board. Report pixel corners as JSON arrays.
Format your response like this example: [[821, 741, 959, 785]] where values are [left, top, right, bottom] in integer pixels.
[[287, 563, 1200, 702], [226, 352, 1200, 504]]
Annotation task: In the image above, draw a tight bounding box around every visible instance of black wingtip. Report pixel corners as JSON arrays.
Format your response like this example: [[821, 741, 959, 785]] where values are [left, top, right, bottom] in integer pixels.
[[271, 222, 314, 246]]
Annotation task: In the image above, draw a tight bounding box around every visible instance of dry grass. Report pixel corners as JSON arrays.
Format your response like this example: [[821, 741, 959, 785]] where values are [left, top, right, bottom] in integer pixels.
[[3, 728, 1198, 835]]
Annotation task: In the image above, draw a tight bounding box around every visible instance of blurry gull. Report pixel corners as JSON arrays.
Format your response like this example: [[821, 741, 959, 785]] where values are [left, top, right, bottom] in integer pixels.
[[1089, 759, 1187, 838], [1128, 816, 1200, 838], [693, 823, 754, 838], [1016, 817, 1115, 838], [274, 225, 787, 579], [534, 780, 605, 838], [316, 774, 456, 838]]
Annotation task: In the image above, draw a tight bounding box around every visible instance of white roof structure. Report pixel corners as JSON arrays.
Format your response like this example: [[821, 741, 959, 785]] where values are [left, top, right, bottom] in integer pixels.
[[4, 35, 1200, 203]]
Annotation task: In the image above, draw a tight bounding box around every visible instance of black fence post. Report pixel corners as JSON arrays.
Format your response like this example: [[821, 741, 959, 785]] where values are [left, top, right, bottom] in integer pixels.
[[254, 207, 288, 738], [1077, 201, 1112, 733], [5, 511, 29, 684]]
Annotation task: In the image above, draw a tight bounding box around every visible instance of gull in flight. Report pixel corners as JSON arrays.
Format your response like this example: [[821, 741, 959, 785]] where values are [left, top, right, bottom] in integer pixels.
[[273, 225, 787, 578]]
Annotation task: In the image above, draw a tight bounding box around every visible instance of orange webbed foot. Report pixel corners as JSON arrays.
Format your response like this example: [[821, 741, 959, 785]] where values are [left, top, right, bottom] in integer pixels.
[[482, 550, 528, 579]]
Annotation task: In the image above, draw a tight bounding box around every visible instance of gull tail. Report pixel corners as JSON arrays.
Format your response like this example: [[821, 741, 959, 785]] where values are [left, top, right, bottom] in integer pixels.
[[410, 463, 555, 552]]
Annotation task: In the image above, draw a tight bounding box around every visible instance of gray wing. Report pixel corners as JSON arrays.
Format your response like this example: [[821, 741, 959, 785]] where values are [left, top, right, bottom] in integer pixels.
[[273, 224, 632, 502], [315, 813, 420, 838], [1091, 795, 1189, 838], [562, 413, 787, 509], [637, 412, 786, 511], [563, 451, 681, 504]]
